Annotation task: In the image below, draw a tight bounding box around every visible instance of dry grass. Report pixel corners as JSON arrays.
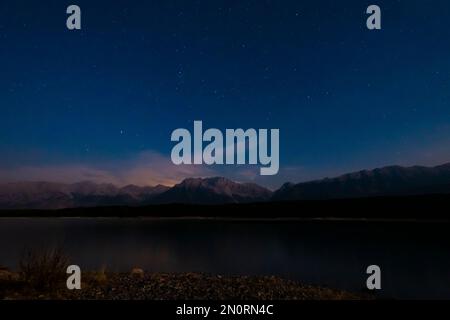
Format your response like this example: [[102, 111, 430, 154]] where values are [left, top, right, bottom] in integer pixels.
[[19, 247, 70, 292], [92, 266, 108, 285]]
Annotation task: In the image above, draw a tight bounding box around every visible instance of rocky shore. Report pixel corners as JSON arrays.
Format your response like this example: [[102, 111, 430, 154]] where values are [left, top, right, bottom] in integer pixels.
[[0, 268, 367, 300]]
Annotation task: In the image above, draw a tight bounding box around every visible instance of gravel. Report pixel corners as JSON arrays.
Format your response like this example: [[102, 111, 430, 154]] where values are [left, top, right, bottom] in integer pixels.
[[1, 271, 369, 300]]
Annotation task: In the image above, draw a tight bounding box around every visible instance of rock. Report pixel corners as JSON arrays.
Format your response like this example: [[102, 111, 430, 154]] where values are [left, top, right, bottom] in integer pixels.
[[0, 269, 19, 281], [4, 271, 368, 300], [130, 268, 144, 278]]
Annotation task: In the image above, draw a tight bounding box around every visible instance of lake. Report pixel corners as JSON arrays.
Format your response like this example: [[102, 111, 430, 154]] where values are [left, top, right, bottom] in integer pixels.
[[0, 217, 449, 299]]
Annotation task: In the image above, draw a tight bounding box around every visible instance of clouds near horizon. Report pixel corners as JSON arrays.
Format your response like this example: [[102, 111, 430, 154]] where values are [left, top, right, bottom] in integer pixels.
[[0, 151, 215, 187]]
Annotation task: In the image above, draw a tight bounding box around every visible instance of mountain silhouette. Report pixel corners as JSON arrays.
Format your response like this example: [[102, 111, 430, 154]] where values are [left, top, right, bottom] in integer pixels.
[[272, 163, 450, 201], [0, 181, 169, 209], [152, 177, 272, 204], [1, 163, 450, 209]]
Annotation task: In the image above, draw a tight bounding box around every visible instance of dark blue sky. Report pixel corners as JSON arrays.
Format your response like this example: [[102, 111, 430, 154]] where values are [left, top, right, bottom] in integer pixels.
[[1, 0, 450, 188]]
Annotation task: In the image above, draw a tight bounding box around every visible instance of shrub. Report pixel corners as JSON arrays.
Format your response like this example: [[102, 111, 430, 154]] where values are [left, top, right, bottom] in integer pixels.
[[93, 265, 108, 285], [19, 247, 70, 292]]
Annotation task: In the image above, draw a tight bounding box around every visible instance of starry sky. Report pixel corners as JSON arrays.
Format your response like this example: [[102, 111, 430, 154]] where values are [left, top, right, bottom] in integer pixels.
[[1, 0, 450, 189]]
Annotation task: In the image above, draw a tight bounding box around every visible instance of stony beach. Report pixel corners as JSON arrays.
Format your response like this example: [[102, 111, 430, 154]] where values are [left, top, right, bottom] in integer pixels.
[[0, 267, 367, 300]]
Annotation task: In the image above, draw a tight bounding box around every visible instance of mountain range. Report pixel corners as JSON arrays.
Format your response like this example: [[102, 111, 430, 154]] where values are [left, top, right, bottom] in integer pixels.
[[1, 162, 450, 209], [273, 162, 450, 201], [0, 181, 170, 210]]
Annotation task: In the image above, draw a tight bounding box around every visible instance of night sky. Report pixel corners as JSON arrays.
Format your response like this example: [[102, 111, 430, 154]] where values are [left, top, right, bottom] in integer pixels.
[[1, 0, 450, 189]]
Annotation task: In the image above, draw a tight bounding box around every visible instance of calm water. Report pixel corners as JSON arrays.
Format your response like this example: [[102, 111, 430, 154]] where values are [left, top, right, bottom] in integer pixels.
[[0, 217, 449, 299]]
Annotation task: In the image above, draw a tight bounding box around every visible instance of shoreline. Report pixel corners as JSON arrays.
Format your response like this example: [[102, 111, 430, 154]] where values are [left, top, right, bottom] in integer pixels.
[[1, 194, 450, 221], [1, 216, 450, 223], [0, 271, 370, 300]]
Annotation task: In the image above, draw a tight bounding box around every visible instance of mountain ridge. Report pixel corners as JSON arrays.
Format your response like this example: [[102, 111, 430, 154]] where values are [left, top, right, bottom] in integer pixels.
[[1, 162, 450, 209], [272, 163, 450, 201], [152, 177, 273, 204]]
